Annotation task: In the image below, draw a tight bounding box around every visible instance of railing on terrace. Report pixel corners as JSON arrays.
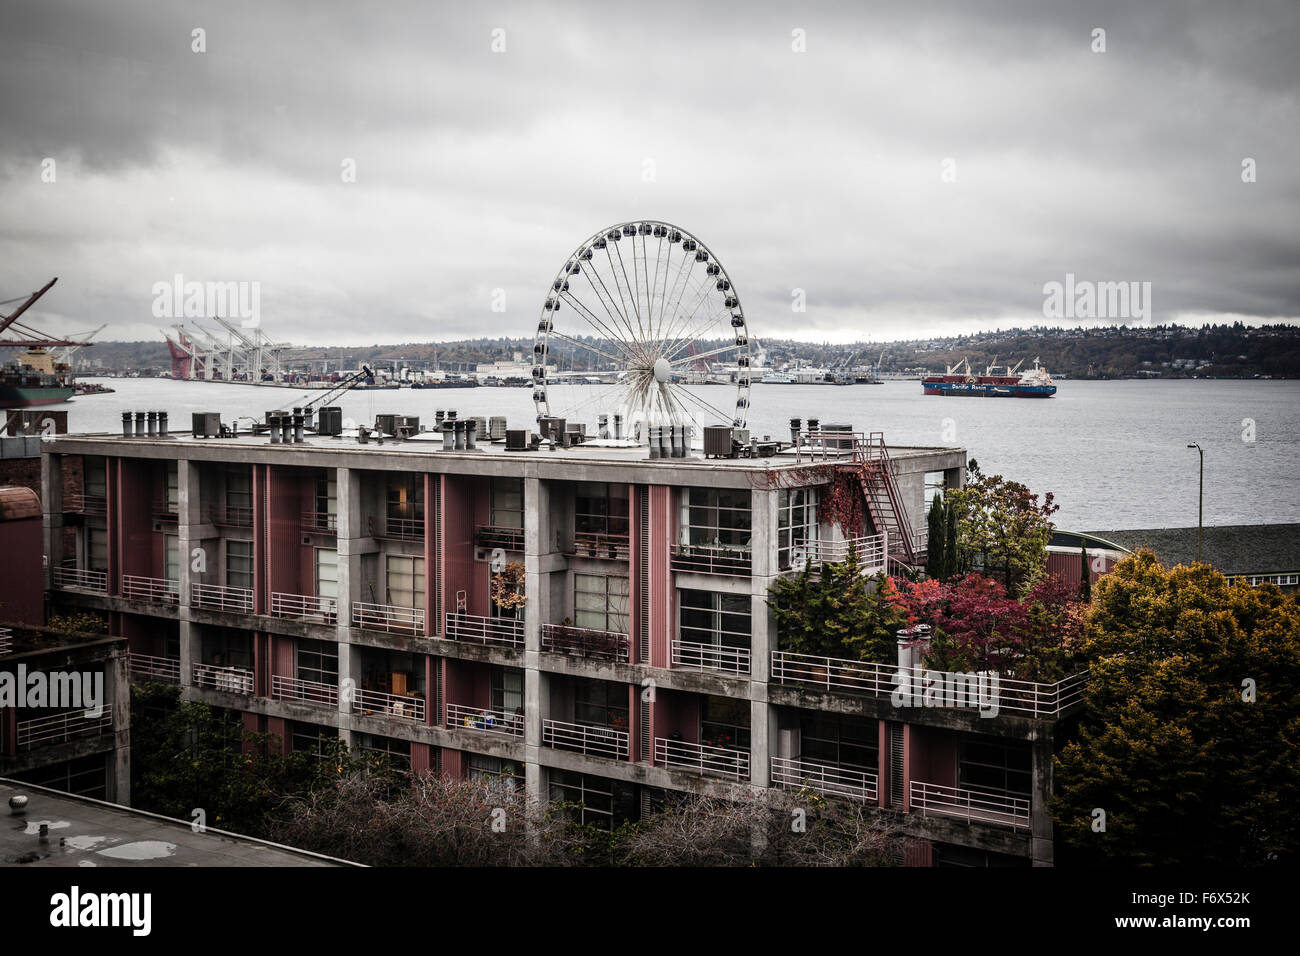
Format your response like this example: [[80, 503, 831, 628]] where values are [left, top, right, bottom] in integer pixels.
[[671, 639, 751, 675], [355, 688, 425, 722], [476, 525, 524, 551], [771, 755, 878, 801], [568, 532, 630, 560], [543, 719, 629, 760], [152, 497, 179, 520], [351, 601, 424, 635], [194, 663, 255, 695], [271, 591, 338, 624], [208, 504, 253, 527], [0, 626, 12, 656], [301, 510, 338, 533], [192, 582, 254, 613], [63, 494, 107, 515], [17, 704, 114, 750], [670, 545, 751, 576], [53, 567, 108, 593], [444, 612, 524, 648], [770, 651, 1090, 718], [654, 737, 750, 781], [541, 624, 630, 662], [910, 781, 1031, 830], [271, 674, 339, 707], [369, 514, 424, 541], [122, 574, 179, 604], [128, 653, 181, 684], [786, 534, 887, 573], [447, 703, 523, 736]]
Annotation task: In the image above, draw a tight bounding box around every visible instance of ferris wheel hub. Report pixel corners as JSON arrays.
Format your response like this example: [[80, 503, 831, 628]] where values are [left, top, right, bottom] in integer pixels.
[[652, 357, 671, 383]]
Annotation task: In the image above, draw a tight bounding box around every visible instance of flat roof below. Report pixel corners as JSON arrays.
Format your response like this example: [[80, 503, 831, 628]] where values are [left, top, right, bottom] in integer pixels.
[[1066, 524, 1300, 575]]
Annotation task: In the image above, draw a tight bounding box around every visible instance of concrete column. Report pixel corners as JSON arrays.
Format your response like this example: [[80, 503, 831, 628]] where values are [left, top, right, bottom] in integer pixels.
[[178, 620, 197, 688], [177, 461, 200, 684], [335, 467, 361, 630], [1030, 728, 1055, 866], [337, 641, 358, 748], [522, 476, 545, 806], [107, 650, 131, 804], [749, 487, 778, 683], [749, 698, 770, 788], [40, 452, 64, 594]]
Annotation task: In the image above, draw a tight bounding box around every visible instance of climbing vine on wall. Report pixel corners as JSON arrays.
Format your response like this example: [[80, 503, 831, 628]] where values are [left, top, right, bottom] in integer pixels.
[[816, 469, 865, 536]]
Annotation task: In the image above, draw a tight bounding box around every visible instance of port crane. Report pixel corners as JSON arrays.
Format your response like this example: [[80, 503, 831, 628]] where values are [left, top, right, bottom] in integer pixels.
[[1, 277, 95, 350]]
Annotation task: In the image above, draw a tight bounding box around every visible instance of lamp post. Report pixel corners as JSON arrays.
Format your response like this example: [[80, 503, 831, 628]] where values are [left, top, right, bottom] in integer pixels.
[[1187, 443, 1203, 562]]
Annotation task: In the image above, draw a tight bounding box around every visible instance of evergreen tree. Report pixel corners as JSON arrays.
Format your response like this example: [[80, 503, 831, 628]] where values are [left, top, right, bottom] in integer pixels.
[[1078, 543, 1091, 602], [943, 497, 959, 579], [925, 494, 946, 579]]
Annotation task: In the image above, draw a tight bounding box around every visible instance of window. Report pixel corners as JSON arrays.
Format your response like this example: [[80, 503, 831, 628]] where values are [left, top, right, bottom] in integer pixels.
[[678, 589, 751, 652], [386, 554, 425, 609], [226, 539, 253, 590], [316, 548, 338, 600], [202, 631, 252, 670], [468, 754, 521, 795], [87, 527, 108, 572], [574, 573, 629, 633], [549, 770, 614, 829], [13, 754, 108, 800], [958, 738, 1031, 796], [316, 473, 337, 525], [226, 467, 252, 520], [290, 722, 338, 761], [84, 458, 106, 498], [574, 482, 629, 537], [386, 478, 424, 534], [679, 487, 751, 550], [356, 734, 411, 774], [491, 666, 524, 716], [701, 695, 750, 751], [296, 638, 338, 686], [924, 471, 947, 509], [799, 713, 878, 771], [574, 679, 628, 729], [490, 477, 524, 529], [778, 487, 819, 570], [164, 534, 179, 582], [165, 461, 179, 511]]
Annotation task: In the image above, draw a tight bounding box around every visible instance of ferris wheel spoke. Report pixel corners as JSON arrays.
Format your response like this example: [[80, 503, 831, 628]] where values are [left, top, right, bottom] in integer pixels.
[[558, 291, 638, 362], [669, 385, 736, 426], [544, 329, 627, 366], [668, 343, 738, 367], [659, 270, 717, 351], [582, 262, 642, 353], [602, 245, 640, 344], [651, 239, 677, 346], [658, 255, 702, 350], [664, 303, 730, 362], [612, 241, 647, 341], [550, 381, 627, 422]]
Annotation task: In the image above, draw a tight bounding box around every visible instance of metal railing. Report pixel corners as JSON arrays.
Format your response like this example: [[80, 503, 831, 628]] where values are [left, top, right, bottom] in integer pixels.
[[446, 703, 523, 736], [17, 704, 114, 749], [476, 525, 525, 552], [128, 653, 181, 684], [654, 737, 750, 781], [0, 626, 12, 656], [271, 674, 339, 707], [370, 514, 424, 540], [122, 574, 180, 604], [444, 612, 525, 648], [152, 497, 179, 520], [301, 510, 338, 533], [543, 719, 629, 760], [355, 687, 426, 722], [541, 624, 630, 662], [569, 531, 631, 560], [910, 781, 1031, 830], [771, 755, 878, 801], [671, 638, 751, 675], [787, 534, 887, 573], [209, 504, 254, 527], [194, 663, 255, 695], [63, 493, 107, 514], [670, 545, 751, 576], [351, 601, 424, 634], [52, 567, 108, 593], [771, 651, 895, 695], [192, 582, 254, 613], [271, 591, 338, 624]]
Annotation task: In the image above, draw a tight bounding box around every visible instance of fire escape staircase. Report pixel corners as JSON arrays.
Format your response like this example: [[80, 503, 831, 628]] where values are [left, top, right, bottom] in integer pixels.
[[850, 432, 923, 569]]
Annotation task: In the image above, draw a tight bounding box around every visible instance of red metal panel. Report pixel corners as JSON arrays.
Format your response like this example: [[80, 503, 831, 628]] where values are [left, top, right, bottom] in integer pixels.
[[903, 841, 934, 867], [116, 458, 155, 579], [424, 473, 436, 636], [253, 464, 266, 615], [410, 742, 431, 775], [0, 512, 43, 624], [647, 485, 673, 669], [266, 466, 305, 596], [441, 748, 464, 779]]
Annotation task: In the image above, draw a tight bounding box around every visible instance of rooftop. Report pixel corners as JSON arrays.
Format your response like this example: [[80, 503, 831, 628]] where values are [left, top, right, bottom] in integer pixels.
[[1065, 524, 1300, 575], [0, 780, 354, 867]]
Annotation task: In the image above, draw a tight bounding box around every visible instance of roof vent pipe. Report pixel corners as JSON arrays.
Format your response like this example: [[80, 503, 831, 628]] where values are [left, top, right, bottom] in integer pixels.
[[454, 419, 466, 450], [134, 411, 146, 437], [613, 414, 623, 440], [435, 410, 445, 426], [669, 424, 681, 458], [122, 412, 134, 438], [441, 423, 454, 451], [466, 419, 477, 450], [293, 413, 304, 444], [648, 425, 661, 459], [598, 414, 609, 440], [145, 411, 157, 437], [790, 417, 801, 444], [269, 413, 282, 444], [158, 411, 168, 437]]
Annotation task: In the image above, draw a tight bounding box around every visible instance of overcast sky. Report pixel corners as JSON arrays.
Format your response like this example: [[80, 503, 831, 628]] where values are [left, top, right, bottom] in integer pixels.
[[1, 0, 1297, 347]]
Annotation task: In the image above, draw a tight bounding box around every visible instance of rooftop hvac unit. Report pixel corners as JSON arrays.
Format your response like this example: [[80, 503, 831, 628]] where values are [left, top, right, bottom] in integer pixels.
[[397, 415, 420, 438], [192, 412, 221, 438], [375, 414, 399, 437], [703, 425, 735, 458], [317, 406, 343, 436], [822, 422, 854, 451], [505, 429, 532, 451], [538, 416, 566, 442]]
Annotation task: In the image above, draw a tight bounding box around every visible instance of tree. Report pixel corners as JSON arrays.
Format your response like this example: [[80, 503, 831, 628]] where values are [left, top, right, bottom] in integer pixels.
[[942, 497, 959, 579], [1078, 543, 1092, 602], [768, 554, 903, 661], [924, 494, 946, 580], [1052, 551, 1300, 865]]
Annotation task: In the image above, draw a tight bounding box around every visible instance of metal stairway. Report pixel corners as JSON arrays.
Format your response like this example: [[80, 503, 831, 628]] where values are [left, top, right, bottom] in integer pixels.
[[852, 432, 922, 568]]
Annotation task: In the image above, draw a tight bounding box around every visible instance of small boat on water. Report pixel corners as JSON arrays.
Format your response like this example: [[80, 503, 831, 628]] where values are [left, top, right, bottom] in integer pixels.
[[922, 357, 1057, 398]]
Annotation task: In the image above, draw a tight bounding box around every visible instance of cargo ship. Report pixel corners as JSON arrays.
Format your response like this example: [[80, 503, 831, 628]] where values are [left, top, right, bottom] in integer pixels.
[[0, 348, 75, 407], [922, 357, 1057, 398]]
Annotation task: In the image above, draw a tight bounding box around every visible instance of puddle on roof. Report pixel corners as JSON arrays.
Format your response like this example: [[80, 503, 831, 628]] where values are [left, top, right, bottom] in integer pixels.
[[64, 834, 110, 851], [23, 820, 71, 835], [97, 840, 176, 861]]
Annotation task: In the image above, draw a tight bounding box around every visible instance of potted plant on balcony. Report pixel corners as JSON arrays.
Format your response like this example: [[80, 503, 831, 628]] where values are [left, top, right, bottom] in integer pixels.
[[490, 562, 527, 616]]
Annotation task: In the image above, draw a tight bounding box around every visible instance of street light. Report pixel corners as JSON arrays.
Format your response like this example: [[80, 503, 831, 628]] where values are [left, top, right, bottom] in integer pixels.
[[1187, 443, 1203, 562]]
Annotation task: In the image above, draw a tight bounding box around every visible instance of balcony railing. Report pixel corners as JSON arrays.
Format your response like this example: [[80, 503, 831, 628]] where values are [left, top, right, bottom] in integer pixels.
[[671, 638, 751, 675], [351, 601, 424, 635], [444, 612, 525, 648], [128, 652, 180, 684], [910, 781, 1030, 830], [152, 497, 179, 520], [0, 626, 12, 656], [122, 574, 180, 604], [355, 688, 425, 722], [541, 624, 630, 662], [271, 674, 339, 707], [271, 591, 338, 624], [654, 737, 750, 781], [543, 719, 629, 760], [785, 534, 887, 573], [208, 504, 254, 527], [568, 531, 630, 560], [17, 704, 114, 750], [301, 510, 338, 534], [447, 703, 523, 736], [476, 525, 525, 552], [370, 514, 424, 541], [52, 567, 108, 594], [63, 493, 107, 515], [770, 651, 1089, 718], [194, 663, 255, 695], [771, 755, 878, 801], [670, 544, 751, 576], [192, 582, 254, 613]]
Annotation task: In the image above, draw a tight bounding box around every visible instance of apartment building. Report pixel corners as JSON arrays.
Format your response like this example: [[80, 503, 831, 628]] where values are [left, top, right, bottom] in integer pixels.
[[40, 411, 1082, 865]]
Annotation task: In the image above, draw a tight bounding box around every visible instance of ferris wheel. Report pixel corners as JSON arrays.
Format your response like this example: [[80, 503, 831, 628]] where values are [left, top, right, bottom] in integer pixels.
[[532, 221, 752, 441]]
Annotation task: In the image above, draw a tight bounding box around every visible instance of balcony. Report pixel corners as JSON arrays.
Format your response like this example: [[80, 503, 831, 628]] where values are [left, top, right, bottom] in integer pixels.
[[301, 510, 337, 534], [476, 525, 524, 552], [771, 756, 878, 801], [541, 624, 630, 662], [128, 652, 180, 684], [771, 651, 893, 694], [446, 703, 523, 736], [910, 781, 1030, 830], [543, 718, 629, 760], [351, 601, 424, 635], [670, 545, 751, 577], [654, 737, 749, 781], [784, 534, 887, 574], [208, 504, 253, 527], [671, 639, 751, 675], [63, 493, 107, 515], [370, 514, 424, 541], [192, 582, 254, 613], [194, 663, 255, 695], [271, 674, 339, 707], [355, 687, 425, 722], [444, 612, 524, 649], [122, 574, 179, 604], [271, 591, 338, 624], [567, 532, 630, 560], [0, 627, 12, 656], [152, 497, 179, 521], [17, 704, 114, 750], [52, 567, 108, 594]]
